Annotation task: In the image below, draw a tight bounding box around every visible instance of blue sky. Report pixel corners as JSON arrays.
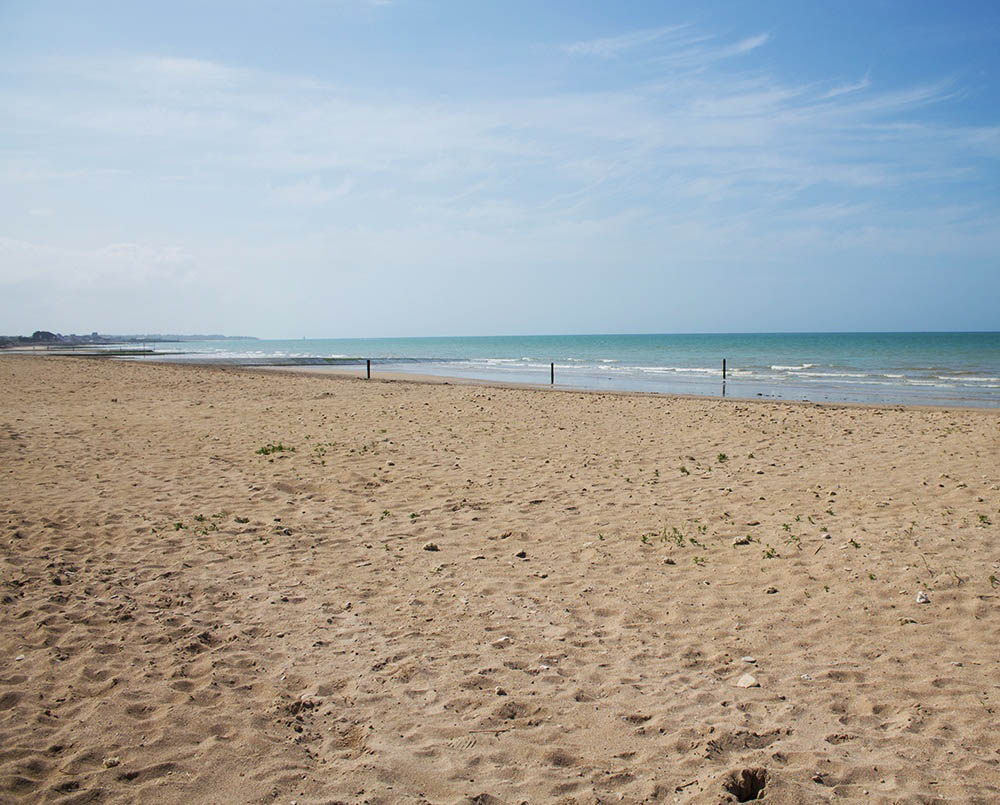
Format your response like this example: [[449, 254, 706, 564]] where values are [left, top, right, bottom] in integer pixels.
[[1, 0, 998, 337]]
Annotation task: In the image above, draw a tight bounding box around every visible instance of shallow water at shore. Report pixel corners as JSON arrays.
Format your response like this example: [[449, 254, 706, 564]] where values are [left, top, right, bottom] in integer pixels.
[[122, 331, 1000, 407]]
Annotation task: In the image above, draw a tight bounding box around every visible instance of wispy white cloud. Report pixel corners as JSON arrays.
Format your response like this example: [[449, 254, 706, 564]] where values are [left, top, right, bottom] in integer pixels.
[[270, 176, 354, 206], [137, 56, 240, 85], [562, 25, 771, 72], [645, 29, 770, 71], [729, 33, 770, 55], [562, 25, 688, 57], [0, 236, 197, 286], [823, 74, 871, 99]]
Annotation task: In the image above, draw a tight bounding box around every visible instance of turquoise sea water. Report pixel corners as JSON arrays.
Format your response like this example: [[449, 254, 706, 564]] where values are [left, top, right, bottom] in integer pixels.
[[131, 332, 1000, 407]]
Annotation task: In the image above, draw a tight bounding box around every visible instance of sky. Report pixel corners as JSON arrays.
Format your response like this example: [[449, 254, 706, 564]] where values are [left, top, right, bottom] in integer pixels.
[[1, 0, 998, 338]]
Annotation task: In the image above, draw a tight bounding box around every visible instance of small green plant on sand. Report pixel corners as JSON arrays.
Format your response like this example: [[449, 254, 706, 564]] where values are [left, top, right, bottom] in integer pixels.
[[380, 510, 391, 520], [256, 442, 294, 456], [409, 512, 419, 520], [762, 544, 778, 559], [979, 514, 992, 525], [640, 534, 649, 544], [662, 526, 685, 546], [990, 575, 998, 589], [717, 453, 728, 463], [173, 521, 184, 530], [692, 556, 706, 566]]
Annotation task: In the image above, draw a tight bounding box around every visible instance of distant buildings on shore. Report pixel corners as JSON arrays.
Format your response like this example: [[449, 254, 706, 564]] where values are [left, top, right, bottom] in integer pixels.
[[0, 331, 256, 348]]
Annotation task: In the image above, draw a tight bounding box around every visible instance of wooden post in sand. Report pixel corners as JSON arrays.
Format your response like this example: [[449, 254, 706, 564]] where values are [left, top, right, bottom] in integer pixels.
[[723, 358, 727, 381], [550, 362, 554, 385], [366, 359, 371, 380]]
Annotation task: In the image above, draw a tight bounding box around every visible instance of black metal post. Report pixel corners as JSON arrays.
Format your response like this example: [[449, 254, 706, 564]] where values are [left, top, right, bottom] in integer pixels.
[[550, 362, 554, 385], [722, 358, 726, 380], [366, 359, 371, 380]]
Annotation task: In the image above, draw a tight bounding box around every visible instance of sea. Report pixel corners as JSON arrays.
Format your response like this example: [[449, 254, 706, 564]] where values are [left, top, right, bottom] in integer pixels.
[[124, 332, 1000, 408]]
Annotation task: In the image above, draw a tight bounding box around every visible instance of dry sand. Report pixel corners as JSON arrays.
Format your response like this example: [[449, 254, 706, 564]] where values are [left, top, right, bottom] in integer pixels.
[[1, 354, 998, 804]]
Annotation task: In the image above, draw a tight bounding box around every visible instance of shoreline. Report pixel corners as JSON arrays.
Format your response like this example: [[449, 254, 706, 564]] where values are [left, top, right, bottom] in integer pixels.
[[252, 362, 1000, 413], [122, 354, 1000, 410], [9, 351, 992, 414]]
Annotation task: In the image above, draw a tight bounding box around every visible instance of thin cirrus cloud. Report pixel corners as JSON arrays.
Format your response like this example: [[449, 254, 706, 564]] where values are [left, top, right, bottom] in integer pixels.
[[823, 74, 872, 99], [270, 177, 354, 207], [660, 31, 772, 68], [563, 23, 771, 70], [561, 24, 692, 57], [0, 235, 196, 286]]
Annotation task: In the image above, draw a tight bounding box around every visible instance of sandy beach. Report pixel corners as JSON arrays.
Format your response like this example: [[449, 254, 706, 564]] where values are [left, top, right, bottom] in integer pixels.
[[1, 354, 998, 803]]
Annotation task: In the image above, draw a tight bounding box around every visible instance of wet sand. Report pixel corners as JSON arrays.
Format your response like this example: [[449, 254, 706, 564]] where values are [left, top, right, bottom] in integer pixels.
[[1, 354, 998, 803]]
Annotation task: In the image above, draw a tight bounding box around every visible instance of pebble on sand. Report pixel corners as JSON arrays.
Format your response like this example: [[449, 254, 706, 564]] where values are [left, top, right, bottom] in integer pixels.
[[735, 673, 759, 688], [423, 542, 440, 552], [916, 590, 930, 603]]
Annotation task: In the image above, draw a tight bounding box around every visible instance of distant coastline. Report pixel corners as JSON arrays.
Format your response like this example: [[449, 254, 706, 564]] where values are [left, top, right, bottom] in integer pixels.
[[0, 330, 257, 349]]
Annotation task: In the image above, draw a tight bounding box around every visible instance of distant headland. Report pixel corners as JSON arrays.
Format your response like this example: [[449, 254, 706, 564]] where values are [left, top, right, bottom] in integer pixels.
[[0, 331, 257, 348]]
